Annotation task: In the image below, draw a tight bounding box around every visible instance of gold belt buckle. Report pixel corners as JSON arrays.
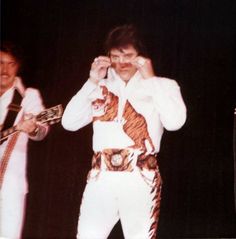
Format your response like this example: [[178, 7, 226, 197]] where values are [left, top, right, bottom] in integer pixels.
[[111, 153, 123, 167]]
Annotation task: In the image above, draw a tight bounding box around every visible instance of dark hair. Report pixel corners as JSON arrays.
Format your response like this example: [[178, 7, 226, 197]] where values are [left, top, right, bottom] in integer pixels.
[[104, 24, 147, 56], [0, 41, 23, 66]]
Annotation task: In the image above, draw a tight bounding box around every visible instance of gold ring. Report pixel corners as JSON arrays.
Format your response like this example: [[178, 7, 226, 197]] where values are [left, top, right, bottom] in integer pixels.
[[138, 58, 146, 66]]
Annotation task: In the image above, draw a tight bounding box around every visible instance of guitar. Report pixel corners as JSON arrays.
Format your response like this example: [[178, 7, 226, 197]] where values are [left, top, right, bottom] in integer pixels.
[[0, 104, 63, 143]]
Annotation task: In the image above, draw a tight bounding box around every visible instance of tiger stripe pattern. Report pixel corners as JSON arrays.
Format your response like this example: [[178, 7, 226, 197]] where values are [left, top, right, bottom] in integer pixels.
[[92, 86, 155, 154]]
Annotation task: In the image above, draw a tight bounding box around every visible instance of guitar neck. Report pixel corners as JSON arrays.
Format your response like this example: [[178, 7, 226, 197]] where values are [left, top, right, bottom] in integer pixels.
[[0, 125, 18, 142]]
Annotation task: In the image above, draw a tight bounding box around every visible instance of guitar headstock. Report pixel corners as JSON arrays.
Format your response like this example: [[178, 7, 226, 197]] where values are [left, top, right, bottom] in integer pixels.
[[36, 104, 63, 125]]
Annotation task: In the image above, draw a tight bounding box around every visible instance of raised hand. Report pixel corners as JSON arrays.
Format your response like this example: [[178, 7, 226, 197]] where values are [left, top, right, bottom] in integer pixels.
[[132, 56, 155, 79], [89, 56, 111, 84], [16, 113, 38, 136]]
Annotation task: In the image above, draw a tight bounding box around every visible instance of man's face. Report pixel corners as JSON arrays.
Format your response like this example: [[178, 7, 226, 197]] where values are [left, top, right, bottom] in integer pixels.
[[0, 51, 19, 94], [110, 45, 138, 82]]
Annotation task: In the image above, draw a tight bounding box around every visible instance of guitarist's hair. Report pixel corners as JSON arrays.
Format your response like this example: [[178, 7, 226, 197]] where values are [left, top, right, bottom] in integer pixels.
[[0, 41, 24, 71]]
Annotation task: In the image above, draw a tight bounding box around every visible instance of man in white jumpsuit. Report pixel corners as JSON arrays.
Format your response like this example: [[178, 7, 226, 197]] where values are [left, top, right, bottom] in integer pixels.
[[62, 24, 187, 239], [0, 42, 48, 239]]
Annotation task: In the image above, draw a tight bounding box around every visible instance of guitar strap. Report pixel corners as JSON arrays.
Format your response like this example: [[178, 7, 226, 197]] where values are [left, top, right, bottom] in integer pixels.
[[0, 133, 20, 189], [0, 89, 23, 188], [1, 89, 23, 132]]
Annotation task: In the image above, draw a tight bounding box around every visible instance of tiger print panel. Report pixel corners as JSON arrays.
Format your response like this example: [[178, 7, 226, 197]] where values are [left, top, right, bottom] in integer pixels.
[[92, 86, 155, 154], [122, 100, 155, 154], [92, 86, 119, 122], [148, 170, 162, 239]]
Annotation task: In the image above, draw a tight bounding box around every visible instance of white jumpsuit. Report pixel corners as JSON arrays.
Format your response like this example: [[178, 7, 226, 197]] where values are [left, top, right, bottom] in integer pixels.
[[62, 68, 187, 239]]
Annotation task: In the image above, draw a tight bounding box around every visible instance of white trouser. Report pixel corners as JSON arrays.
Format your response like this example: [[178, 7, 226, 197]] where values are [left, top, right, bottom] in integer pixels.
[[77, 169, 162, 239], [0, 188, 26, 239]]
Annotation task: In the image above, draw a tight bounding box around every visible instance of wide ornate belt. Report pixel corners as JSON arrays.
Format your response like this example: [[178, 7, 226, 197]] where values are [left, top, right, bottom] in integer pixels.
[[91, 148, 158, 172]]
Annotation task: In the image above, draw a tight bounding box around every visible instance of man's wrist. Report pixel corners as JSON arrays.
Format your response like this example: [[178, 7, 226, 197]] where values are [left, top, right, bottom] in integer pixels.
[[88, 77, 99, 85]]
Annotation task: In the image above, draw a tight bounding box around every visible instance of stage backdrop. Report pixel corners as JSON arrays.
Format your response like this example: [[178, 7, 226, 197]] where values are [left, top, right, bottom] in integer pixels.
[[2, 0, 236, 238]]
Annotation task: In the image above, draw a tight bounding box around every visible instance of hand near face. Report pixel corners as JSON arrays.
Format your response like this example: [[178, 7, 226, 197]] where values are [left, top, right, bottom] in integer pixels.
[[16, 113, 38, 136], [89, 56, 111, 84], [132, 56, 155, 79]]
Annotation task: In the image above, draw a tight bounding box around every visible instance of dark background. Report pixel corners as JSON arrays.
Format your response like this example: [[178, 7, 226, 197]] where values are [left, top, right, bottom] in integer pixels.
[[1, 0, 236, 238]]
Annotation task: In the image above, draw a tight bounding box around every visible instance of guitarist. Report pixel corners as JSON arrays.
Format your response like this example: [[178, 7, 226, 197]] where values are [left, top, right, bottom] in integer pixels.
[[0, 41, 48, 239]]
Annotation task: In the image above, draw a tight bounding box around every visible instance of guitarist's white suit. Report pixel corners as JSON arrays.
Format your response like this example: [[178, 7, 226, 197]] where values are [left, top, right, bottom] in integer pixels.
[[0, 77, 48, 239]]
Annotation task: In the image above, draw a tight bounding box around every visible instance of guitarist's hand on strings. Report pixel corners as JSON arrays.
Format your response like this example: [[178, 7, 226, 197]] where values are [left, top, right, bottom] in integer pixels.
[[16, 113, 39, 136]]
